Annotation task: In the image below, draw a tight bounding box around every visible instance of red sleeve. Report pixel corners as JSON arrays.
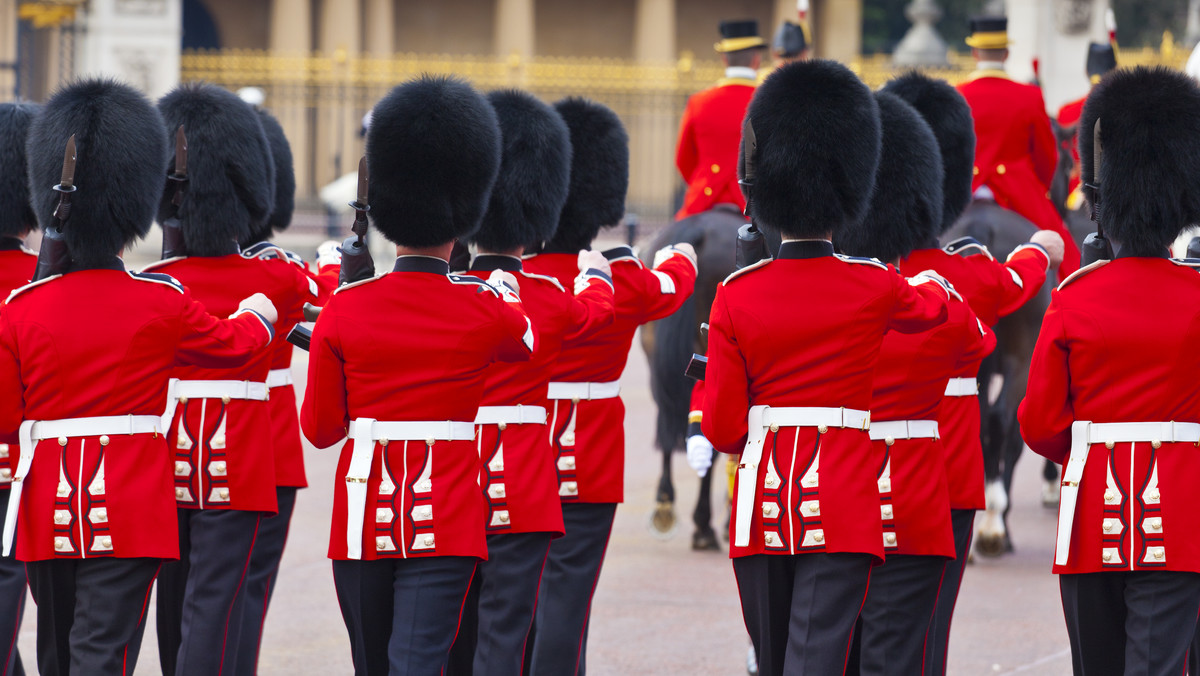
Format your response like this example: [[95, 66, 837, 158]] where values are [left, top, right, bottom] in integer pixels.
[[561, 272, 616, 342], [1030, 90, 1058, 188], [957, 304, 996, 366], [300, 302, 349, 449], [1018, 292, 1073, 463], [0, 315, 23, 443], [887, 270, 950, 334], [632, 250, 698, 323], [175, 291, 274, 368], [314, 262, 340, 301], [676, 98, 699, 181], [991, 244, 1050, 318], [701, 285, 749, 454], [486, 287, 537, 364]]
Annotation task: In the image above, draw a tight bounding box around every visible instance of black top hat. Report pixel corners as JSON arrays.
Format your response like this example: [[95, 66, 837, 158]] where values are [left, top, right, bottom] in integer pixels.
[[966, 16, 1009, 49], [773, 22, 808, 58], [716, 19, 766, 53], [1087, 42, 1117, 83]]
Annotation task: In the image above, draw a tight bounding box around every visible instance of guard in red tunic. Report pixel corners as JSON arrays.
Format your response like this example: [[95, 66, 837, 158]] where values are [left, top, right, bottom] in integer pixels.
[[700, 61, 949, 676], [882, 71, 1062, 676], [1020, 66, 1200, 676], [1056, 42, 1117, 200], [957, 16, 1079, 277], [0, 79, 276, 676], [146, 83, 317, 676], [301, 75, 536, 676], [445, 89, 616, 676], [233, 107, 327, 675], [0, 102, 38, 676], [524, 98, 697, 676], [836, 91, 993, 676], [674, 19, 765, 220]]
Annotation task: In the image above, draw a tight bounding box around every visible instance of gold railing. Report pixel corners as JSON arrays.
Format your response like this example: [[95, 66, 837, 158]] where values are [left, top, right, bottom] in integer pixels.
[[181, 41, 1189, 221]]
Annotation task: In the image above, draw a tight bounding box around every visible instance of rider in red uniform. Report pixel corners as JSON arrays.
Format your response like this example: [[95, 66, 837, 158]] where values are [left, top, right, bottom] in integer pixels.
[[1056, 42, 1117, 199]]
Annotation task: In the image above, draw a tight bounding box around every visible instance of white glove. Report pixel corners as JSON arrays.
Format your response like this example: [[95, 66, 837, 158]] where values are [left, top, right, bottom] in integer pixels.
[[235, 292, 279, 326], [487, 269, 521, 303], [316, 240, 342, 268], [1029, 230, 1065, 269], [686, 434, 715, 478], [577, 249, 611, 277], [654, 243, 697, 269]]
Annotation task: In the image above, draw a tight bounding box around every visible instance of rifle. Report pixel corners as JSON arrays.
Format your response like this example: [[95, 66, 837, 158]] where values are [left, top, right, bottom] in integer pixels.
[[161, 126, 188, 260], [1080, 119, 1113, 266], [287, 155, 375, 350], [32, 135, 76, 282]]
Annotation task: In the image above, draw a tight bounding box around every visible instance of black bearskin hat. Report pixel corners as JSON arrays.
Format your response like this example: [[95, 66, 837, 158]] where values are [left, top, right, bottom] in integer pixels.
[[366, 75, 501, 248], [157, 82, 275, 256], [543, 97, 628, 253], [27, 79, 167, 267], [741, 59, 880, 239], [0, 103, 40, 237], [252, 108, 294, 242], [472, 89, 572, 252], [836, 92, 943, 263], [1081, 66, 1200, 256], [880, 71, 975, 233]]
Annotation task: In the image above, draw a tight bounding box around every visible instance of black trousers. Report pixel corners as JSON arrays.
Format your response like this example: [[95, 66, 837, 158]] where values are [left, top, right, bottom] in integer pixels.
[[156, 508, 262, 676], [332, 555, 477, 676], [26, 557, 160, 676], [1062, 571, 1200, 676], [733, 552, 872, 676], [527, 503, 617, 676], [856, 554, 947, 676], [233, 486, 298, 675], [0, 490, 24, 676], [923, 509, 975, 675]]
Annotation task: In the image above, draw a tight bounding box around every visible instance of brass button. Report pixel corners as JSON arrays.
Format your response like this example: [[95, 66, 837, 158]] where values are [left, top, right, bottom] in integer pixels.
[[218, 488, 230, 500], [1105, 440, 1114, 449], [379, 438, 389, 447], [425, 437, 436, 447], [564, 458, 576, 470], [220, 395, 230, 404], [1103, 521, 1113, 532], [179, 397, 188, 405], [769, 423, 779, 433], [58, 436, 67, 446], [53, 512, 66, 524], [1152, 518, 1163, 531], [0, 469, 10, 480], [174, 461, 187, 474], [1104, 490, 1115, 501], [765, 533, 776, 545], [571, 397, 580, 404], [813, 532, 824, 543], [884, 533, 897, 545], [710, 163, 720, 174], [1103, 551, 1113, 562], [703, 187, 713, 196], [423, 535, 435, 547], [175, 487, 185, 499], [1154, 548, 1165, 560], [996, 164, 1006, 175], [214, 461, 227, 474], [499, 513, 510, 523], [376, 537, 387, 550], [879, 479, 891, 492], [806, 502, 818, 514], [762, 504, 774, 517], [100, 536, 112, 548], [972, 166, 979, 176], [765, 477, 778, 488], [1151, 490, 1161, 501], [882, 506, 893, 518], [884, 437, 895, 447], [1152, 439, 1162, 449], [54, 538, 65, 550], [817, 425, 828, 434], [566, 483, 577, 494], [95, 509, 107, 521], [99, 435, 110, 446], [498, 422, 507, 431]]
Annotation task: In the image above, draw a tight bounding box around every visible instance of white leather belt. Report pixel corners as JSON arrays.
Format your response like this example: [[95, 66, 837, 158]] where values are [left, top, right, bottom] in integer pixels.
[[1056, 420, 1200, 566], [265, 369, 293, 389], [474, 405, 547, 426], [943, 377, 979, 397], [4, 414, 163, 555], [161, 378, 270, 429], [546, 381, 620, 401], [734, 405, 870, 547], [344, 417, 475, 559], [868, 420, 939, 442]]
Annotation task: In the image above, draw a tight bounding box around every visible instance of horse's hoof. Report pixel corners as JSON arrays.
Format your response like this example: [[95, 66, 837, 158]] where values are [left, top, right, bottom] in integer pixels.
[[647, 502, 677, 540], [1042, 480, 1060, 508], [975, 532, 1007, 557], [692, 529, 721, 551], [746, 644, 758, 675]]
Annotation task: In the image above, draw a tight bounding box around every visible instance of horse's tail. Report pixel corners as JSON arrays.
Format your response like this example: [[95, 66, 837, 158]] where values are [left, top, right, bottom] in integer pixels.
[[648, 293, 698, 453]]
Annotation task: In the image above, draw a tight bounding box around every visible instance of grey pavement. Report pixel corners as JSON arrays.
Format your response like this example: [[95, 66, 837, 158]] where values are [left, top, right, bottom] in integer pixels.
[[14, 233, 1071, 674]]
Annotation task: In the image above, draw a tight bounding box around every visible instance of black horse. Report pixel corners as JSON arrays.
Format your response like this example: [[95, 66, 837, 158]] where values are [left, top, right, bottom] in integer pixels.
[[640, 204, 779, 550]]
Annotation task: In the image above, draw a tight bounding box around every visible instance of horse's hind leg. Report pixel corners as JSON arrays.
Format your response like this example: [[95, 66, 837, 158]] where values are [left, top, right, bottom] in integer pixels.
[[692, 452, 720, 551], [649, 447, 678, 537], [1041, 458, 1061, 508], [975, 353, 1009, 557]]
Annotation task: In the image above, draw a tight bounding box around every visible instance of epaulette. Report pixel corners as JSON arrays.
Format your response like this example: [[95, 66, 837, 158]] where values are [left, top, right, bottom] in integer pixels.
[[127, 271, 184, 294], [241, 241, 279, 258], [834, 253, 888, 270], [519, 270, 566, 293], [722, 257, 771, 285], [942, 236, 994, 260], [448, 274, 500, 298], [1170, 258, 1200, 270], [5, 275, 61, 304], [331, 274, 385, 295], [1056, 259, 1110, 291], [602, 246, 641, 265], [140, 256, 185, 273]]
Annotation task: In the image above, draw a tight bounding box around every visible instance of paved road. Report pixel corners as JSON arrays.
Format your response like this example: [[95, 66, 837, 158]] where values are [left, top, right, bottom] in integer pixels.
[[14, 236, 1072, 674]]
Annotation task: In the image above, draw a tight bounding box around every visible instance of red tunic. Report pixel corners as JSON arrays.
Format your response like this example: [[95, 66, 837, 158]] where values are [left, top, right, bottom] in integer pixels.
[[524, 246, 697, 504], [301, 256, 535, 561], [0, 244, 37, 490], [901, 242, 1047, 509], [0, 264, 272, 561], [1057, 96, 1086, 195], [957, 71, 1079, 277], [146, 253, 315, 513], [701, 240, 949, 560], [1020, 256, 1200, 574], [466, 255, 615, 536], [675, 75, 755, 220], [869, 289, 992, 557]]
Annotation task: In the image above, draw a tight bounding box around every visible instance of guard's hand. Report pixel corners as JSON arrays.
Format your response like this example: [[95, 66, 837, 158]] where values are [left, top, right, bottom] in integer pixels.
[[487, 269, 521, 303], [577, 249, 612, 277], [236, 293, 279, 326], [686, 434, 715, 478], [316, 240, 342, 268], [654, 243, 697, 268], [1030, 230, 1065, 269]]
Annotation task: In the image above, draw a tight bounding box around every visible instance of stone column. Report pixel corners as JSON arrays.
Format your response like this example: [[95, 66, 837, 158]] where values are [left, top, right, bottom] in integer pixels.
[[893, 0, 948, 66], [0, 0, 17, 99], [630, 0, 676, 223], [364, 0, 394, 56], [75, 0, 181, 99], [270, 0, 311, 52], [812, 0, 861, 63], [1007, 0, 1108, 113], [315, 0, 361, 195], [494, 0, 534, 60], [269, 0, 313, 196], [633, 0, 674, 61]]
